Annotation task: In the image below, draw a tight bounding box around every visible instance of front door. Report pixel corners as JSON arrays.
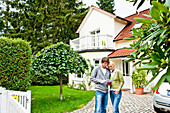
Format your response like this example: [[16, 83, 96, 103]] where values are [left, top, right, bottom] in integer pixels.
[[122, 62, 131, 89]]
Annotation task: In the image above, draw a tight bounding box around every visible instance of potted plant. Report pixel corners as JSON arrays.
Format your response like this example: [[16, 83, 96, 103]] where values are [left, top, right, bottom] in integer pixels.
[[151, 86, 155, 95], [131, 68, 147, 95]]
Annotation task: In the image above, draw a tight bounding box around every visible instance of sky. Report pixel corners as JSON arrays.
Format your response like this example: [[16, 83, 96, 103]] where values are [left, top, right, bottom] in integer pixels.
[[0, 1, 151, 17], [82, 0, 151, 17]]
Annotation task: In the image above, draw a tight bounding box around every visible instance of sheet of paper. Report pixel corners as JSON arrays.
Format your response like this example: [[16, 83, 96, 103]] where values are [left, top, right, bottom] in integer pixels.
[[105, 79, 115, 83], [101, 79, 115, 83]]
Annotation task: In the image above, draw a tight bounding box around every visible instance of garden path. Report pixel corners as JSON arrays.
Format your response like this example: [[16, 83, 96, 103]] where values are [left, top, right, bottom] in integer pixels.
[[72, 89, 156, 113]]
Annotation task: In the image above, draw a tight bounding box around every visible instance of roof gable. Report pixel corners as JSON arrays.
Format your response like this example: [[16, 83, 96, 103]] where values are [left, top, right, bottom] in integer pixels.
[[114, 9, 151, 41], [76, 6, 131, 33]]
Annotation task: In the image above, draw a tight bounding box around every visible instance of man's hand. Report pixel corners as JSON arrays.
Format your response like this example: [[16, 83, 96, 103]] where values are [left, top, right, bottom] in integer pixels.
[[100, 80, 105, 83]]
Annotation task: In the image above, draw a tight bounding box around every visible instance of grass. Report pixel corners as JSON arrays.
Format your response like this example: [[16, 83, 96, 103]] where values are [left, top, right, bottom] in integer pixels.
[[29, 85, 94, 113]]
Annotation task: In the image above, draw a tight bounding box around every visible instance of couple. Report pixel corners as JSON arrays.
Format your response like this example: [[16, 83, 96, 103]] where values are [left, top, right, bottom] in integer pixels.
[[90, 57, 124, 113]]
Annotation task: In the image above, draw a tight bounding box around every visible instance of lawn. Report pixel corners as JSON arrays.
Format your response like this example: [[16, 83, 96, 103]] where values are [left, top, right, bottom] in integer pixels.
[[29, 85, 94, 113]]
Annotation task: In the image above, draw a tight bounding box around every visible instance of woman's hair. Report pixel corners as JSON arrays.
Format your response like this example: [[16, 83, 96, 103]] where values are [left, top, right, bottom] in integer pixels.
[[101, 57, 109, 63], [109, 61, 115, 67]]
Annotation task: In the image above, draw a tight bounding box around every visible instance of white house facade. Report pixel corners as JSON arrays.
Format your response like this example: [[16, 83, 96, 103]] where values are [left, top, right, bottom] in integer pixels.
[[69, 6, 155, 93]]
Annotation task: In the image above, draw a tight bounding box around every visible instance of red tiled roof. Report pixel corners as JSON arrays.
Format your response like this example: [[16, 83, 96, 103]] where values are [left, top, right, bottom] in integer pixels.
[[108, 49, 135, 58], [114, 9, 151, 41]]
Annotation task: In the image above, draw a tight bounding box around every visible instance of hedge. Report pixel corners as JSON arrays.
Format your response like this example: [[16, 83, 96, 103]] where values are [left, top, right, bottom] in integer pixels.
[[0, 37, 32, 91]]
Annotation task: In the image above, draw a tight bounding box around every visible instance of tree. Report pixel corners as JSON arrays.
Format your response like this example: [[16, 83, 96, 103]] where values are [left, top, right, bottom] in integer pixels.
[[124, 1, 170, 92], [0, 0, 88, 54], [125, 0, 167, 10], [96, 0, 116, 14], [31, 42, 88, 100]]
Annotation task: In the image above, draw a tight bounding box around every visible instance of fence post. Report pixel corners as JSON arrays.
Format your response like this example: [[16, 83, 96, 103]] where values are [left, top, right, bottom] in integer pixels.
[[27, 90, 31, 113], [6, 91, 10, 113], [1, 87, 7, 113], [0, 87, 3, 113], [0, 87, 1, 113]]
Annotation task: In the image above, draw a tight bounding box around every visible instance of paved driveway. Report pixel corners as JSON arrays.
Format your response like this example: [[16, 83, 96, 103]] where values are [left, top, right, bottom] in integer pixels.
[[73, 90, 156, 113]]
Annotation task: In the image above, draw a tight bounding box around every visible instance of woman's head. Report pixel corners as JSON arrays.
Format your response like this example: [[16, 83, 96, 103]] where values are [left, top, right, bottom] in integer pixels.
[[109, 61, 115, 71]]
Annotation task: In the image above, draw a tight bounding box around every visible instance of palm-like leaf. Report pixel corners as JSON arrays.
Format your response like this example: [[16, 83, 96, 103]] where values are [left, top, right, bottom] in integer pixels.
[[124, 1, 170, 92]]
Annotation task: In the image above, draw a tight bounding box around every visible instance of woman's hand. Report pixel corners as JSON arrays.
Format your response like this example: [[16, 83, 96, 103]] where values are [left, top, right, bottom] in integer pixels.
[[114, 90, 119, 94]]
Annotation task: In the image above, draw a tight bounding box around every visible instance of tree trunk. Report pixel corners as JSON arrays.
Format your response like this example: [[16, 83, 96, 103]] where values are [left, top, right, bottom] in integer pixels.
[[60, 72, 63, 100]]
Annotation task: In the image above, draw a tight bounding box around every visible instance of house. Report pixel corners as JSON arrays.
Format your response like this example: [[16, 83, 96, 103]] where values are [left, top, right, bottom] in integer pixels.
[[69, 6, 152, 92], [108, 9, 152, 92]]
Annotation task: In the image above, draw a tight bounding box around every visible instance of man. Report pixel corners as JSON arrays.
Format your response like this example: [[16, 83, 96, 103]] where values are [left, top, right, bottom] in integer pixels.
[[90, 57, 110, 113]]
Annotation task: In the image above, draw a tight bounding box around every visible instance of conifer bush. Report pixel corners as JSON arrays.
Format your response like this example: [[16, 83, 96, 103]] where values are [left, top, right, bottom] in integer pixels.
[[0, 37, 32, 91]]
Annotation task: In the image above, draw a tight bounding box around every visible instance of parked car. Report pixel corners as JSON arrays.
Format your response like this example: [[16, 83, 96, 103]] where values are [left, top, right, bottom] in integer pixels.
[[153, 78, 170, 113]]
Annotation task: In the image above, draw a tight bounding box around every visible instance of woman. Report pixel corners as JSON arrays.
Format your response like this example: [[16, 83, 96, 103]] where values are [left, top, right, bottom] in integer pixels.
[[108, 61, 124, 113]]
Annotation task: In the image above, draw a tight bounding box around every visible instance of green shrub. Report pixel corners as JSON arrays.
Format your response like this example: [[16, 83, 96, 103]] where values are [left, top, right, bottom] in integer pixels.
[[0, 37, 32, 91], [131, 68, 147, 88], [68, 81, 77, 89], [31, 73, 59, 85], [31, 42, 88, 86]]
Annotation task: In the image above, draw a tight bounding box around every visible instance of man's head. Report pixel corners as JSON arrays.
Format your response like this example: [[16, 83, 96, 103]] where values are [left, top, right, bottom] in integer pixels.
[[101, 57, 109, 68]]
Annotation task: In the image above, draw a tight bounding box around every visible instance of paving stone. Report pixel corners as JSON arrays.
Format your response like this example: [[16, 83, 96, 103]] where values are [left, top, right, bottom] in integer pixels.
[[72, 90, 156, 113]]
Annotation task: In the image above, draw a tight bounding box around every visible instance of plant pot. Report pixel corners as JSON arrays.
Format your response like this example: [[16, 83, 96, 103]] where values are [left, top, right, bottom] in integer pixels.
[[151, 90, 154, 95], [135, 87, 144, 95]]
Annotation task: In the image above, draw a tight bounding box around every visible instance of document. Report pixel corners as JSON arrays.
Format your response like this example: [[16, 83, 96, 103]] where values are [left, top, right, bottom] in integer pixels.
[[101, 79, 115, 83]]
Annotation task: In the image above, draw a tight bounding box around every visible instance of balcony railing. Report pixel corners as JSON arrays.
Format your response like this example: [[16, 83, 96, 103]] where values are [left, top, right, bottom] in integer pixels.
[[70, 34, 114, 51]]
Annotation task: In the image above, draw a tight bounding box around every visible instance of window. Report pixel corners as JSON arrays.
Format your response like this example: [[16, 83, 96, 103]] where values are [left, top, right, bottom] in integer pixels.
[[94, 59, 100, 66], [90, 29, 100, 35], [91, 31, 95, 35], [91, 36, 95, 46], [90, 29, 100, 47], [96, 30, 100, 34], [122, 62, 129, 76], [75, 70, 83, 78], [77, 72, 82, 78]]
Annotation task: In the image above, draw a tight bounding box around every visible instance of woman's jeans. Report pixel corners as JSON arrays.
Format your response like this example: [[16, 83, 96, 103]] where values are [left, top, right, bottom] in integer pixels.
[[110, 90, 122, 113], [95, 91, 108, 113]]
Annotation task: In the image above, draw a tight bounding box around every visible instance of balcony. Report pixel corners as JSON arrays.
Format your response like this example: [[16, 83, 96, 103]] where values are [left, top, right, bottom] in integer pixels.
[[70, 34, 114, 51]]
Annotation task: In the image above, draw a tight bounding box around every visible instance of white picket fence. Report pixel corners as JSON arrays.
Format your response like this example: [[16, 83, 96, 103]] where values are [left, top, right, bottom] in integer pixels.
[[0, 87, 31, 113]]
